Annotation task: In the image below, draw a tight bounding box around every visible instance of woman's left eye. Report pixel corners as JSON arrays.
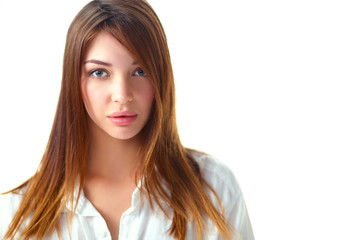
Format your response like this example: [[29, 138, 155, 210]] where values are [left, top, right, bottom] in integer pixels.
[[133, 68, 146, 77]]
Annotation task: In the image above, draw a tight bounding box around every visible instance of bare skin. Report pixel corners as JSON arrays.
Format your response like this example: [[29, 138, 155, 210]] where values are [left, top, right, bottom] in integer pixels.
[[84, 119, 142, 240], [81, 32, 154, 239]]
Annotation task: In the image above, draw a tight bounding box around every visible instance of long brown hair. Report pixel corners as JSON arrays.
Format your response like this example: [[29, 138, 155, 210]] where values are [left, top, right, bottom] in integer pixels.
[[4, 0, 235, 239]]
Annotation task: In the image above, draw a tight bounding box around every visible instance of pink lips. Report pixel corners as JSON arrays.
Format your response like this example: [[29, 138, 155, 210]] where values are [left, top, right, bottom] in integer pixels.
[[108, 111, 137, 126]]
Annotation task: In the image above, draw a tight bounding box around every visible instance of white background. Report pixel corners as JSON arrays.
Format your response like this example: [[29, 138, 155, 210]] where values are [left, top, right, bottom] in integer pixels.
[[0, 0, 341, 239]]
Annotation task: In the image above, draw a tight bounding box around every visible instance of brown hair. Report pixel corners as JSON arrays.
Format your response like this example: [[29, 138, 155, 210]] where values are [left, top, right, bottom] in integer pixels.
[[4, 0, 235, 239]]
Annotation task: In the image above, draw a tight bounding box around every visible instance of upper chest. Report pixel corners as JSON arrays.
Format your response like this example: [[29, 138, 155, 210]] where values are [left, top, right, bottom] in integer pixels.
[[83, 181, 137, 239], [59, 192, 176, 240]]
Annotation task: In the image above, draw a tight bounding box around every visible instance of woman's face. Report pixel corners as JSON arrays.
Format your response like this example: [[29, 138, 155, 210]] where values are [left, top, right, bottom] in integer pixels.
[[81, 31, 154, 140]]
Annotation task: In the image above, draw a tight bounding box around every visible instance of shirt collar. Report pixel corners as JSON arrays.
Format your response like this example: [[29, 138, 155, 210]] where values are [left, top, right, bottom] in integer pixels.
[[62, 182, 143, 217]]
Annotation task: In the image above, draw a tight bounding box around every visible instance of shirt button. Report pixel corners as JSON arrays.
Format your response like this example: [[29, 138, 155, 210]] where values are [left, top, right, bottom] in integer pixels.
[[99, 231, 106, 238]]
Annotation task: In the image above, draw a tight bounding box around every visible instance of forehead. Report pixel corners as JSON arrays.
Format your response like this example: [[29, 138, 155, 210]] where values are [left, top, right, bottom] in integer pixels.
[[84, 31, 134, 64]]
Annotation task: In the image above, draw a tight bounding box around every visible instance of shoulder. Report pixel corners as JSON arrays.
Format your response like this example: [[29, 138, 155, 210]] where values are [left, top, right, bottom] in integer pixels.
[[190, 150, 255, 239], [189, 150, 245, 220], [0, 191, 24, 237], [190, 150, 242, 199]]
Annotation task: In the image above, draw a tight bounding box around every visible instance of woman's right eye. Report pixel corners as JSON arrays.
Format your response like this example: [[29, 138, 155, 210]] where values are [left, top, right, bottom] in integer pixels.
[[89, 69, 108, 78]]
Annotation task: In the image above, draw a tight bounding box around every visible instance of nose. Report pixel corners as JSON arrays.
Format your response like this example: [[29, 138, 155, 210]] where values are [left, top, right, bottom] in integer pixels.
[[110, 75, 133, 104]]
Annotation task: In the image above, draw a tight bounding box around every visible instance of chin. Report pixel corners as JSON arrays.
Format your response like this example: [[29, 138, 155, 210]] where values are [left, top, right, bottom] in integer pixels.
[[108, 130, 142, 141]]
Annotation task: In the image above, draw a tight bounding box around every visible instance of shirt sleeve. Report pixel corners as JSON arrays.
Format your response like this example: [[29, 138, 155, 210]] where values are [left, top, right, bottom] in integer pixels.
[[187, 152, 255, 240], [202, 154, 255, 240], [227, 193, 255, 240]]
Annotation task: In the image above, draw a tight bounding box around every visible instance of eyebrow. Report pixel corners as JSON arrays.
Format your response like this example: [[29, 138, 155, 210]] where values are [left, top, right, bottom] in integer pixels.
[[83, 59, 138, 67], [83, 59, 112, 66]]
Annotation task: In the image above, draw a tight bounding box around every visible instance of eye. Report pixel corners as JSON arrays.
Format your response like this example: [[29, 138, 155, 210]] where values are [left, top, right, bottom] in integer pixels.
[[133, 68, 146, 77], [89, 69, 108, 78]]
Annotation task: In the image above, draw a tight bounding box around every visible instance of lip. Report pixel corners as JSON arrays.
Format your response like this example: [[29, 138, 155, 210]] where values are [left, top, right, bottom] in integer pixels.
[[108, 111, 137, 126]]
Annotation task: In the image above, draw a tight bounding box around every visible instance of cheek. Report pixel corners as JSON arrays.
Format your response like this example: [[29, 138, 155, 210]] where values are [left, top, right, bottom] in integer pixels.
[[81, 81, 104, 114], [141, 84, 155, 110], [131, 79, 154, 108], [81, 82, 92, 111]]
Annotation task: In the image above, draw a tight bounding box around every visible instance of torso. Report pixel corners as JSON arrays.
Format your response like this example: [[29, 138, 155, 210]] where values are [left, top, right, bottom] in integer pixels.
[[0, 153, 254, 240]]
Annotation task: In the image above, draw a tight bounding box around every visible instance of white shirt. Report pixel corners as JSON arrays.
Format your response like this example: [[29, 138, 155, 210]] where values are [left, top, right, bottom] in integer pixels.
[[0, 152, 254, 239]]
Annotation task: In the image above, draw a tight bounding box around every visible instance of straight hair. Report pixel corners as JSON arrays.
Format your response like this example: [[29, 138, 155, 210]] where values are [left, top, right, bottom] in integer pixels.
[[4, 1, 235, 239]]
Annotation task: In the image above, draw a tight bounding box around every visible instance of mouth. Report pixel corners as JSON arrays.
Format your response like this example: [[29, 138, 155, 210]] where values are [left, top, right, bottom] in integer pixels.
[[108, 111, 137, 125]]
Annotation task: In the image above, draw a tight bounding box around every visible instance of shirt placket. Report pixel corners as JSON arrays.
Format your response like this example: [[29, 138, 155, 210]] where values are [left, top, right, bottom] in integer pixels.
[[118, 187, 140, 240]]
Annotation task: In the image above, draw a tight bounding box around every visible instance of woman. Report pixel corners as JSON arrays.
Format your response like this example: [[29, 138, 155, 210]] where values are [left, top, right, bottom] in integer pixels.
[[0, 0, 254, 239]]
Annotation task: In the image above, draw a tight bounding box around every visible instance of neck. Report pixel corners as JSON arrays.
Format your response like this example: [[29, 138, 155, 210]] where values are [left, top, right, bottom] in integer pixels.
[[86, 122, 143, 184]]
